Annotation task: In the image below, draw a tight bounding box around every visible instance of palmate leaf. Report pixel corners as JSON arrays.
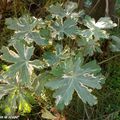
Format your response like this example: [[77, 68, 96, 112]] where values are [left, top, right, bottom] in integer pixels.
[[82, 16, 117, 40], [48, 2, 78, 18], [84, 16, 117, 29], [48, 3, 66, 18], [65, 2, 78, 15], [45, 57, 104, 109], [5, 15, 38, 31], [95, 17, 117, 29], [1, 41, 42, 85], [5, 15, 47, 45], [51, 18, 78, 40]]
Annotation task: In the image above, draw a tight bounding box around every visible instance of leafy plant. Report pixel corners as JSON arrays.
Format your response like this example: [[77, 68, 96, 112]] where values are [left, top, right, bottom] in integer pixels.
[[0, 1, 118, 116]]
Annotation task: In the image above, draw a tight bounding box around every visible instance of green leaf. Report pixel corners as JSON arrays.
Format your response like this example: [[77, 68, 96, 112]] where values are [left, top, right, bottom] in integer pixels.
[[49, 2, 79, 19], [82, 60, 101, 73], [65, 1, 78, 15], [52, 18, 78, 40], [32, 72, 53, 95], [0, 77, 32, 115], [43, 44, 63, 65], [0, 76, 3, 80], [27, 32, 49, 45], [78, 37, 102, 56], [63, 18, 78, 35], [84, 16, 117, 29], [1, 47, 19, 63], [43, 44, 71, 65], [45, 57, 104, 108], [110, 36, 120, 52], [95, 17, 117, 29], [18, 93, 31, 113], [29, 60, 45, 69], [4, 90, 18, 115], [44, 51, 59, 65], [1, 41, 42, 85], [5, 15, 46, 45], [0, 78, 18, 114], [40, 28, 51, 38], [51, 65, 64, 77], [48, 3, 66, 18], [5, 15, 38, 31], [82, 16, 116, 39]]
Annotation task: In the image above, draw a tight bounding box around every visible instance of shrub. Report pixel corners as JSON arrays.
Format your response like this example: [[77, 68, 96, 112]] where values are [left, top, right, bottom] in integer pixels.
[[0, 1, 118, 118]]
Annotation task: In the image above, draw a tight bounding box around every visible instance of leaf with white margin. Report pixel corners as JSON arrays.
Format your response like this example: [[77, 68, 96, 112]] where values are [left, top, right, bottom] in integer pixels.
[[1, 41, 43, 85], [45, 57, 104, 109]]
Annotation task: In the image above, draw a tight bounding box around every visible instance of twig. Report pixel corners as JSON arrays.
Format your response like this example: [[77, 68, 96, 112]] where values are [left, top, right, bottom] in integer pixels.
[[105, 0, 109, 16], [98, 54, 120, 65], [94, 110, 120, 120], [89, 0, 100, 15], [84, 104, 90, 120]]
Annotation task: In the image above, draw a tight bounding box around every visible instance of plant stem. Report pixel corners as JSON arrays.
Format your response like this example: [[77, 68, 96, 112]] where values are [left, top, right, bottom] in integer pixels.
[[84, 104, 90, 120], [99, 54, 120, 65]]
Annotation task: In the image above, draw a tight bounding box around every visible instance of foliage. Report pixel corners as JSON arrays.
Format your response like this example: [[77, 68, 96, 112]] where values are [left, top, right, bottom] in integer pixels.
[[1, 41, 42, 85], [46, 57, 104, 110], [0, 1, 119, 118], [110, 35, 120, 52]]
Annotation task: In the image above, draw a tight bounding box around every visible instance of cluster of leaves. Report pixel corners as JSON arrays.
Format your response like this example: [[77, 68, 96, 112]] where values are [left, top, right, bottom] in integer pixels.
[[0, 1, 118, 117]]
